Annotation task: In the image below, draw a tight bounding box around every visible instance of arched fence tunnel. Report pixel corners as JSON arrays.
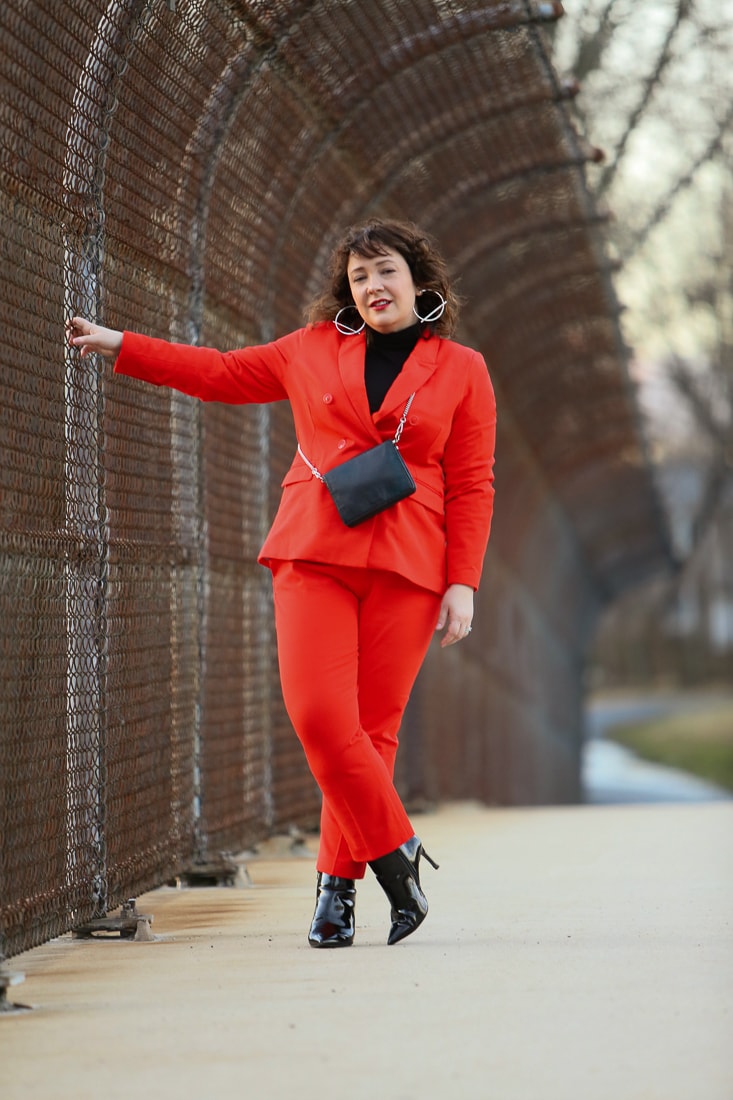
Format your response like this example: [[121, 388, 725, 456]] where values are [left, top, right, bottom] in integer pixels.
[[0, 0, 670, 959]]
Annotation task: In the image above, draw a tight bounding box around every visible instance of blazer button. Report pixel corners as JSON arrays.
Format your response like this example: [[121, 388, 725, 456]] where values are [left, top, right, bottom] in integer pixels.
[[322, 393, 333, 404], [337, 439, 348, 450]]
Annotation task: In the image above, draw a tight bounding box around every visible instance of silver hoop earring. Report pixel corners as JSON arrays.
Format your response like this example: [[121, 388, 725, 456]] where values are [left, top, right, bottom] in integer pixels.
[[333, 306, 365, 336], [413, 290, 446, 324]]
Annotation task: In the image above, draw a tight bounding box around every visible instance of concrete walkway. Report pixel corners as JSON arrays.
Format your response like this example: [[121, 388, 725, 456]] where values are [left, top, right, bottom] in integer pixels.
[[3, 802, 732, 1100]]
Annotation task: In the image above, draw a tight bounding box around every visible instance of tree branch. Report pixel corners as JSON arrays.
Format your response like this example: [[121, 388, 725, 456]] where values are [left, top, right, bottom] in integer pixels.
[[619, 100, 733, 262], [667, 354, 733, 550], [571, 0, 625, 83], [690, 461, 732, 548], [597, 0, 694, 199], [667, 356, 728, 447]]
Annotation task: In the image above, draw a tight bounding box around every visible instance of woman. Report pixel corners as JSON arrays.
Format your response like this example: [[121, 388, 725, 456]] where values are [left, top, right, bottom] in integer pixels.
[[67, 219, 497, 948]]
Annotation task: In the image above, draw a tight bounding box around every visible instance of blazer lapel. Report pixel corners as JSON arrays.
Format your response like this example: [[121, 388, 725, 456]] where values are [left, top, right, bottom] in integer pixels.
[[373, 335, 442, 426], [336, 333, 378, 438], [335, 330, 443, 435]]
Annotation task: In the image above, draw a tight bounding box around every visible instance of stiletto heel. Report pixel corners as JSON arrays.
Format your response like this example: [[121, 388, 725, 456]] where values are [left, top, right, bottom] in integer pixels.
[[422, 848, 439, 870], [368, 834, 438, 945], [308, 872, 356, 948]]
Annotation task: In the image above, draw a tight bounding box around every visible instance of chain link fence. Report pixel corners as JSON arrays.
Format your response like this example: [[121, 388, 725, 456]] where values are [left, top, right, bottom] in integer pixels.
[[0, 0, 670, 960]]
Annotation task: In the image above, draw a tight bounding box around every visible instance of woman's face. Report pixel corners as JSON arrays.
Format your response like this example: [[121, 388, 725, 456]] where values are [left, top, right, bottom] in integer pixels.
[[346, 248, 418, 334]]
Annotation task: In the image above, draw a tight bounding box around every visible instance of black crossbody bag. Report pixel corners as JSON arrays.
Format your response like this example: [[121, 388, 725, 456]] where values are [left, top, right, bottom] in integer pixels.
[[297, 394, 416, 528]]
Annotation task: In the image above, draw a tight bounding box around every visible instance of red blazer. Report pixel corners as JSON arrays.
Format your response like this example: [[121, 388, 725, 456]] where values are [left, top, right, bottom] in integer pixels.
[[115, 323, 496, 594]]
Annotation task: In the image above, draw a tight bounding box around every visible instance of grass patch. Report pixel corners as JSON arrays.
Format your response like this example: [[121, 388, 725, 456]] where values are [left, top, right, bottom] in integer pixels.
[[608, 703, 733, 793]]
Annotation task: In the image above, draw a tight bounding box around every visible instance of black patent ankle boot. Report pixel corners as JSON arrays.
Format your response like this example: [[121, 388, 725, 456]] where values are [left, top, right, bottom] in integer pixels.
[[368, 835, 439, 946], [308, 872, 356, 948]]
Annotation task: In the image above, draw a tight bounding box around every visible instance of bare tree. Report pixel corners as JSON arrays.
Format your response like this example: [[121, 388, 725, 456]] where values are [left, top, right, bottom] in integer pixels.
[[552, 1, 733, 526], [551, 2, 733, 681], [556, 3, 731, 244]]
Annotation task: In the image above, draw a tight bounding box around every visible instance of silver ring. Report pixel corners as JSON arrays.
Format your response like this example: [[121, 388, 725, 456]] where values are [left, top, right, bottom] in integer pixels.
[[466, 626, 472, 633]]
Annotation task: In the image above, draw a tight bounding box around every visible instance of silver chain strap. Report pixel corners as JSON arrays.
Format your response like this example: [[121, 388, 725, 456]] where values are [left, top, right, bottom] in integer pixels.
[[393, 392, 415, 443]]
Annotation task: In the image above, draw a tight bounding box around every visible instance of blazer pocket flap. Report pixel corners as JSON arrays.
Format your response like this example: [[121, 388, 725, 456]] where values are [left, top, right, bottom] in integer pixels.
[[281, 462, 315, 487], [413, 477, 444, 514]]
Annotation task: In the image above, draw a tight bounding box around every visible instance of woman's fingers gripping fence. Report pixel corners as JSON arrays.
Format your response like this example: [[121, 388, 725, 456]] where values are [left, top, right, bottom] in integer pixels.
[[66, 316, 123, 360]]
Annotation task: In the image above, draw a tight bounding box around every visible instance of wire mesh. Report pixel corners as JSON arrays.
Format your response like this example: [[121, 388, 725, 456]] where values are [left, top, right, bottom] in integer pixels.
[[1, 0, 669, 959]]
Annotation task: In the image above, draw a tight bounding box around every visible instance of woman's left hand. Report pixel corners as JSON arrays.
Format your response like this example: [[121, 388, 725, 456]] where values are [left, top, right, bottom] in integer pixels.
[[436, 584, 474, 647]]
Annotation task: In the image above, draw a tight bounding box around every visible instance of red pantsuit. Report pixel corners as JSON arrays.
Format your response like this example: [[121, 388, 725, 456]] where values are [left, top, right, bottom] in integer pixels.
[[271, 560, 441, 877], [114, 323, 496, 877]]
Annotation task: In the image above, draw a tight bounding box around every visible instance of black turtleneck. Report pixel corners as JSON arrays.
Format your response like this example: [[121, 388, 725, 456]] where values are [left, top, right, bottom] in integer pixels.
[[365, 323, 422, 414]]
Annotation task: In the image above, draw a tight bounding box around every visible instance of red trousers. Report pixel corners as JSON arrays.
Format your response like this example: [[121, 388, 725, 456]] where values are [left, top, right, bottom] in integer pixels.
[[271, 560, 441, 879]]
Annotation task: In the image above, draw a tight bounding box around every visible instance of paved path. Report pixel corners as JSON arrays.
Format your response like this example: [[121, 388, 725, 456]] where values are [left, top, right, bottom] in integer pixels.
[[3, 802, 732, 1100]]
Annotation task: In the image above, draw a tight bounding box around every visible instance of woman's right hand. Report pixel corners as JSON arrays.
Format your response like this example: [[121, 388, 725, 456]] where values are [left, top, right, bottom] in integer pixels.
[[66, 316, 123, 360]]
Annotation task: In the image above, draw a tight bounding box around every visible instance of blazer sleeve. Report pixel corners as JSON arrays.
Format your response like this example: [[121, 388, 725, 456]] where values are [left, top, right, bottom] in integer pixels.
[[442, 350, 497, 590], [114, 329, 298, 404]]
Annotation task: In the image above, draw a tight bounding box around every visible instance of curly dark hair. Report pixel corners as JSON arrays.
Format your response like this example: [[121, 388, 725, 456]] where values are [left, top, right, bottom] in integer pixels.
[[307, 219, 461, 337]]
